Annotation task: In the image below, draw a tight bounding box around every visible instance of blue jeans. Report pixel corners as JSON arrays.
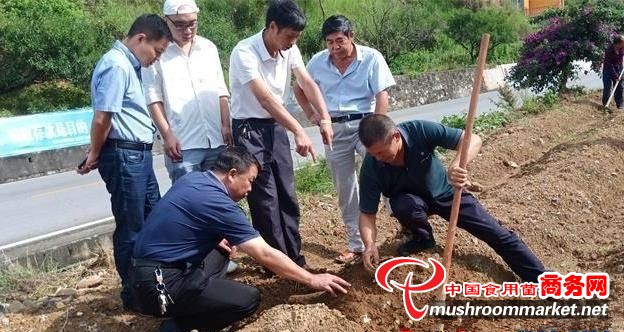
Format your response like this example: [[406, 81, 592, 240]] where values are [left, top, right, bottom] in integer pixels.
[[164, 146, 226, 183], [98, 145, 160, 305]]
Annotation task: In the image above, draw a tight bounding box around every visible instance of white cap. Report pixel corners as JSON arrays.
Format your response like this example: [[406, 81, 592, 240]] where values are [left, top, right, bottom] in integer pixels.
[[163, 0, 199, 15]]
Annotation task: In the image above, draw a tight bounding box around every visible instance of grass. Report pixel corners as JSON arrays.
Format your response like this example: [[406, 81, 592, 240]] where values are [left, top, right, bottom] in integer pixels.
[[441, 87, 567, 135], [442, 111, 511, 134], [294, 158, 335, 195], [0, 247, 113, 302]]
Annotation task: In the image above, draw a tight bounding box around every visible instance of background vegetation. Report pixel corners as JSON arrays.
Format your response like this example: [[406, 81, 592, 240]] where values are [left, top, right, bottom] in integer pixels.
[[0, 0, 529, 116]]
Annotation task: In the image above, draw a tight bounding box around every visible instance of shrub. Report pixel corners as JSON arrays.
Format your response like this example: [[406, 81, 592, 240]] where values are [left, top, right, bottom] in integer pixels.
[[509, 3, 617, 94], [355, 0, 441, 63], [389, 35, 471, 76], [0, 81, 90, 116], [446, 6, 529, 62], [492, 84, 518, 113], [0, 0, 103, 92]]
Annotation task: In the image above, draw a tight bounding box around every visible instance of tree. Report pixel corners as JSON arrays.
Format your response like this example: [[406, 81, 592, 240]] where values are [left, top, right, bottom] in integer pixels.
[[0, 0, 103, 92], [509, 3, 617, 94], [356, 0, 442, 63], [446, 6, 529, 62]]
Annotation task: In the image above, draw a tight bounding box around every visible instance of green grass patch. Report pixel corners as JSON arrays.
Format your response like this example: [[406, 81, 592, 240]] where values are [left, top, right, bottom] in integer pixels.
[[441, 110, 510, 134], [294, 158, 335, 195]]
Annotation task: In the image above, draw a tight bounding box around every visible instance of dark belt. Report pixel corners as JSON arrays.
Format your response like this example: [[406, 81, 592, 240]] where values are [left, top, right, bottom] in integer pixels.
[[233, 117, 276, 126], [131, 257, 197, 270], [330, 112, 372, 123], [105, 139, 153, 151]]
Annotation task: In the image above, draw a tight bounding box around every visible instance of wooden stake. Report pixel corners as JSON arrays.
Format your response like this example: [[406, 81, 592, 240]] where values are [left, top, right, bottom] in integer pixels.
[[436, 34, 490, 302]]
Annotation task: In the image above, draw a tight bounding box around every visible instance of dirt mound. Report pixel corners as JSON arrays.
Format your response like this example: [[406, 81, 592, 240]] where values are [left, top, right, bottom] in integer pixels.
[[240, 304, 360, 332], [2, 92, 622, 331]]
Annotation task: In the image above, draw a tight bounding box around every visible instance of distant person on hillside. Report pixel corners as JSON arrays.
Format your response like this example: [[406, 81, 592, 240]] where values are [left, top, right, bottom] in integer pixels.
[[228, 0, 333, 268], [602, 35, 624, 109], [142, 0, 232, 184], [129, 146, 350, 332], [294, 15, 395, 264], [357, 115, 547, 282], [77, 14, 172, 309]]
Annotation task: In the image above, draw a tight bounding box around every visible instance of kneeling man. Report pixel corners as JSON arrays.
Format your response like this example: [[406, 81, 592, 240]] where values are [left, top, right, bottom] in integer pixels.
[[358, 115, 546, 282], [129, 146, 350, 332]]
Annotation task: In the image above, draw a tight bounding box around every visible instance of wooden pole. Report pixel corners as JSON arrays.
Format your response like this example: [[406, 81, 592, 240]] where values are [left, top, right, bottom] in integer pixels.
[[436, 34, 490, 302]]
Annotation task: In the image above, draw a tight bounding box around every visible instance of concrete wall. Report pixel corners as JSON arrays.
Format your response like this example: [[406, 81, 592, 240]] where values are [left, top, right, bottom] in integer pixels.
[[0, 137, 165, 184], [0, 65, 509, 184], [389, 68, 488, 110]]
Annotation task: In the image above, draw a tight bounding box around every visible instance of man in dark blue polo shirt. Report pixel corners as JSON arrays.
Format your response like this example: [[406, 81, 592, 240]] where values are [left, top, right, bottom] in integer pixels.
[[357, 115, 546, 282], [129, 147, 350, 332]]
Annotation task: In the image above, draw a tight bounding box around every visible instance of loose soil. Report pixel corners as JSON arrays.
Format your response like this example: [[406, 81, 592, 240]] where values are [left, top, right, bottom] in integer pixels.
[[2, 92, 623, 331]]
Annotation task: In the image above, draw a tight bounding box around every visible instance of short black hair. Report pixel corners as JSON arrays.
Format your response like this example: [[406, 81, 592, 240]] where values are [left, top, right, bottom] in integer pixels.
[[358, 114, 397, 147], [211, 146, 261, 174], [321, 15, 353, 39], [265, 0, 306, 31], [127, 14, 173, 42]]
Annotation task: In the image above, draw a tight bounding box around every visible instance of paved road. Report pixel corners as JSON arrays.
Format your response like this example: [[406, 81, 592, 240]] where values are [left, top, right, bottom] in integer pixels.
[[0, 70, 602, 254]]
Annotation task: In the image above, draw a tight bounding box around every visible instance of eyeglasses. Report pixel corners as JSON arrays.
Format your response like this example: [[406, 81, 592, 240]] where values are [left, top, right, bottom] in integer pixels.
[[165, 16, 198, 31]]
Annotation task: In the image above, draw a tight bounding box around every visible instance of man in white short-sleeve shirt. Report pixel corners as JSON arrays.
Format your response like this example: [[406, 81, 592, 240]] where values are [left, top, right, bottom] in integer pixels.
[[143, 0, 232, 183], [294, 15, 396, 264], [229, 0, 333, 267]]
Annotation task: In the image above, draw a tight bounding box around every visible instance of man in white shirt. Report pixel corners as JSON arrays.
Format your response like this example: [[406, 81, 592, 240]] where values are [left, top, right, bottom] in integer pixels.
[[294, 15, 396, 264], [143, 0, 231, 183], [229, 0, 333, 268]]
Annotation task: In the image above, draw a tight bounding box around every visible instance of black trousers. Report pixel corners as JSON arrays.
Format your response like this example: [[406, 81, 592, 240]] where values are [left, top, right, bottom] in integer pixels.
[[602, 68, 623, 107], [128, 249, 260, 331], [389, 192, 546, 282], [232, 118, 306, 266]]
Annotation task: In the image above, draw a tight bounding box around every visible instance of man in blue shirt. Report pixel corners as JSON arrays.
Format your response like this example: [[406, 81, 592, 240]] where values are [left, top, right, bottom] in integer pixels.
[[130, 147, 350, 332], [294, 15, 395, 263], [77, 14, 172, 309], [357, 115, 546, 282]]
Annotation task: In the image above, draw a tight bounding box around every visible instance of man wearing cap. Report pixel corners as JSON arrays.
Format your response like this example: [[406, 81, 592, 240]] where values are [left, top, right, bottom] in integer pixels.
[[228, 0, 333, 267], [294, 15, 395, 264], [143, 0, 232, 184], [77, 14, 172, 309]]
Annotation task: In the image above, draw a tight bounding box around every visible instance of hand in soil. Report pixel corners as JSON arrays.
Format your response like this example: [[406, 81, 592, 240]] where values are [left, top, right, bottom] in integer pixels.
[[308, 273, 351, 296], [363, 245, 380, 271]]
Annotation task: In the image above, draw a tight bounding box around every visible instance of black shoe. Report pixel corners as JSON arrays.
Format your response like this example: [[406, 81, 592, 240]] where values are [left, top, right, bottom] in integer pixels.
[[159, 319, 186, 332], [397, 238, 436, 256]]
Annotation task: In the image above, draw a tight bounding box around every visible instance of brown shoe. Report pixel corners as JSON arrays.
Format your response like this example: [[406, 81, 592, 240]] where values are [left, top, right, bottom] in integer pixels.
[[334, 250, 361, 264]]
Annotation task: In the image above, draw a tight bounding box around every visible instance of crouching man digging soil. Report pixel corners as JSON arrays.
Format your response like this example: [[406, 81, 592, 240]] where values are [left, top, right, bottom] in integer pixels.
[[358, 115, 547, 282], [129, 147, 350, 332]]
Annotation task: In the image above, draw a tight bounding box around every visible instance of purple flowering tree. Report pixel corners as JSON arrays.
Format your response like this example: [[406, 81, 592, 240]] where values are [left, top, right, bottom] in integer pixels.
[[509, 4, 617, 94]]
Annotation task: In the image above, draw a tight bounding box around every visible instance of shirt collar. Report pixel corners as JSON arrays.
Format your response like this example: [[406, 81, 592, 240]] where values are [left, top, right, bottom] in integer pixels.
[[397, 125, 412, 148], [207, 171, 228, 193], [113, 40, 141, 72], [253, 30, 273, 62]]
